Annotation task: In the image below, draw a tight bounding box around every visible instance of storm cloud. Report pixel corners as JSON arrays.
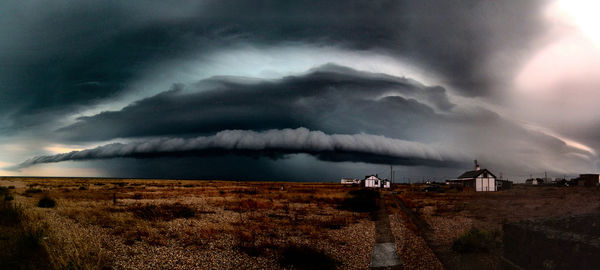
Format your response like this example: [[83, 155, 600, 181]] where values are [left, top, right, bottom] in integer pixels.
[[2, 1, 598, 181], [57, 64, 453, 141], [0, 0, 547, 133], [30, 64, 599, 178], [12, 128, 467, 170]]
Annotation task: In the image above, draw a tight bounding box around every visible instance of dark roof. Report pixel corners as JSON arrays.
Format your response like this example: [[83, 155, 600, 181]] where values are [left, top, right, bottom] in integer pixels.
[[457, 169, 496, 179]]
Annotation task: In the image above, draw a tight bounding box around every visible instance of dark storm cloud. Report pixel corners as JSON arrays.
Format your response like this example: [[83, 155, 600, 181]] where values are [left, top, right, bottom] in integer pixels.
[[0, 0, 547, 132], [57, 64, 453, 141], [11, 128, 467, 170], [45, 63, 597, 177]]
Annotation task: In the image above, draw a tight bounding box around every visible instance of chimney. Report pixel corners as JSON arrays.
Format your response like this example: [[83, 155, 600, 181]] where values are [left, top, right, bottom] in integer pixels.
[[474, 160, 480, 171]]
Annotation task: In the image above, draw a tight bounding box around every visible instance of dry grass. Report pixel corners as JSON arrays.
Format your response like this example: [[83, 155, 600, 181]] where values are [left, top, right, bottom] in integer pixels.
[[391, 184, 600, 270], [0, 177, 374, 269]]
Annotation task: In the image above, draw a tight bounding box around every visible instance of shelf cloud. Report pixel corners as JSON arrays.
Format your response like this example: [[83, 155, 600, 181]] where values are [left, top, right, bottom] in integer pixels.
[[11, 128, 467, 170]]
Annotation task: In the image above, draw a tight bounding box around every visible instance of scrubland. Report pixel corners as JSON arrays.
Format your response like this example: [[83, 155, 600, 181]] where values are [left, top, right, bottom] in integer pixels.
[[0, 178, 375, 270], [2, 177, 599, 270], [390, 184, 600, 270]]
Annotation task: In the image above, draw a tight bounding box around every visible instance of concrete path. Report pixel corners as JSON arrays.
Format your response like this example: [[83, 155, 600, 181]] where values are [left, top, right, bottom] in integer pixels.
[[370, 192, 403, 269]]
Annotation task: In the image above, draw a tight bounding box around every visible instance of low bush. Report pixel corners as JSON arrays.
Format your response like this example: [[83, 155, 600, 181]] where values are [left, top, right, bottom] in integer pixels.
[[452, 227, 498, 253], [338, 189, 379, 212], [279, 245, 338, 270], [37, 197, 56, 208], [0, 202, 23, 225], [131, 203, 195, 221], [19, 227, 46, 250], [319, 216, 348, 229], [25, 188, 43, 194]]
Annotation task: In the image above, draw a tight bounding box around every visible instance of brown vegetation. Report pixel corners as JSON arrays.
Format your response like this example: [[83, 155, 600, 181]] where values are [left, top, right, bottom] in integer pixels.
[[389, 184, 600, 270], [0, 177, 374, 269]]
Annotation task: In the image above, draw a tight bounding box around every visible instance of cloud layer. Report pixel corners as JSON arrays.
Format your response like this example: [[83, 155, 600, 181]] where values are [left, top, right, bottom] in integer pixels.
[[13, 128, 466, 170], [57, 64, 453, 142], [18, 64, 597, 178], [0, 0, 547, 133]]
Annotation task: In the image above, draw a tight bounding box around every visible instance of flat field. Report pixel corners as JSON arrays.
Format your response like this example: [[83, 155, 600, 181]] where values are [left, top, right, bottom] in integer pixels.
[[0, 177, 375, 269], [1, 177, 599, 270], [389, 184, 600, 270]]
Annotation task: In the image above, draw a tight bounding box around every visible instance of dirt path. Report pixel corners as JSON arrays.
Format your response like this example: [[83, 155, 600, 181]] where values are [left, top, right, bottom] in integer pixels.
[[389, 194, 445, 270], [370, 192, 403, 269]]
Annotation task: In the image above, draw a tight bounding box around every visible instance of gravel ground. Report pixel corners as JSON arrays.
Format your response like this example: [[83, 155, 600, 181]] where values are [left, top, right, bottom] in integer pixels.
[[389, 214, 443, 270], [9, 179, 376, 269]]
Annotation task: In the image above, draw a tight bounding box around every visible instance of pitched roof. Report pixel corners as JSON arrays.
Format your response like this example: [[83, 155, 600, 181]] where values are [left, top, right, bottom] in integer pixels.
[[457, 169, 496, 179]]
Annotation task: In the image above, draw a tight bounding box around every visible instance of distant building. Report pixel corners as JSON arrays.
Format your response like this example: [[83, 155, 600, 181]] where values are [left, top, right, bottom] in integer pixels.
[[525, 178, 538, 185], [578, 174, 600, 187], [363, 174, 390, 188], [340, 178, 361, 185], [446, 160, 497, 192]]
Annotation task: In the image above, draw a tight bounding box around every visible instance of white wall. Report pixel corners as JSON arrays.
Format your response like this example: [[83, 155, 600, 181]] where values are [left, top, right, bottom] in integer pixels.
[[476, 176, 496, 192]]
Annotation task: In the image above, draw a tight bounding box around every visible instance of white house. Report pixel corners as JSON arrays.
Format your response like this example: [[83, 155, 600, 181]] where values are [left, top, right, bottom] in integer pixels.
[[363, 175, 390, 188], [446, 161, 497, 192]]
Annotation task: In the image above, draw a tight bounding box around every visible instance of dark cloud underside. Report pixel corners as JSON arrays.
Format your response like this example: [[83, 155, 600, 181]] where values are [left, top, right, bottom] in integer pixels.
[[57, 64, 452, 141], [0, 0, 546, 132]]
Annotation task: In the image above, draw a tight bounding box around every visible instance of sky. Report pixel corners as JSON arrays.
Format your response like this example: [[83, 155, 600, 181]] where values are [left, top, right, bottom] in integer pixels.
[[1, 0, 600, 182]]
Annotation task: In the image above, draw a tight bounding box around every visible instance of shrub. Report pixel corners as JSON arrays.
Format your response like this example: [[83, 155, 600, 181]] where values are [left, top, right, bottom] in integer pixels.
[[8, 186, 15, 189], [4, 194, 14, 201], [131, 203, 195, 221], [78, 186, 87, 190], [37, 197, 56, 208], [452, 227, 498, 253], [320, 216, 348, 230], [0, 186, 9, 195], [19, 228, 46, 250], [233, 228, 264, 257], [25, 188, 43, 194], [279, 245, 338, 270], [338, 189, 379, 212], [0, 202, 23, 225]]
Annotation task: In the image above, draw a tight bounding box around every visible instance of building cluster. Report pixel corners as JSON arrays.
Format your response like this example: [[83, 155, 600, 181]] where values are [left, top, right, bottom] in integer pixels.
[[526, 174, 600, 187], [340, 174, 391, 188], [340, 160, 600, 192]]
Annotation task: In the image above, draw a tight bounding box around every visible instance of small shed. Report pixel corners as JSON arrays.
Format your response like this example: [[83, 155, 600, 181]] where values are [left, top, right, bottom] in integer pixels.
[[578, 174, 600, 187], [364, 175, 382, 188], [340, 178, 360, 185], [496, 179, 513, 190], [363, 175, 390, 188], [446, 161, 497, 192], [525, 178, 537, 185]]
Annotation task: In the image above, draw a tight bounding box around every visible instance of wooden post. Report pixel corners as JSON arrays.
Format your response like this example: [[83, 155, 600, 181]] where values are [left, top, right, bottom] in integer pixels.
[[113, 193, 117, 205]]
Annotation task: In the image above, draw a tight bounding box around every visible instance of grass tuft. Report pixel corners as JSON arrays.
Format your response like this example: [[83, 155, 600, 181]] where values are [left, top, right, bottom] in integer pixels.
[[338, 189, 379, 212], [38, 197, 57, 208], [452, 227, 498, 253], [131, 203, 195, 221]]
